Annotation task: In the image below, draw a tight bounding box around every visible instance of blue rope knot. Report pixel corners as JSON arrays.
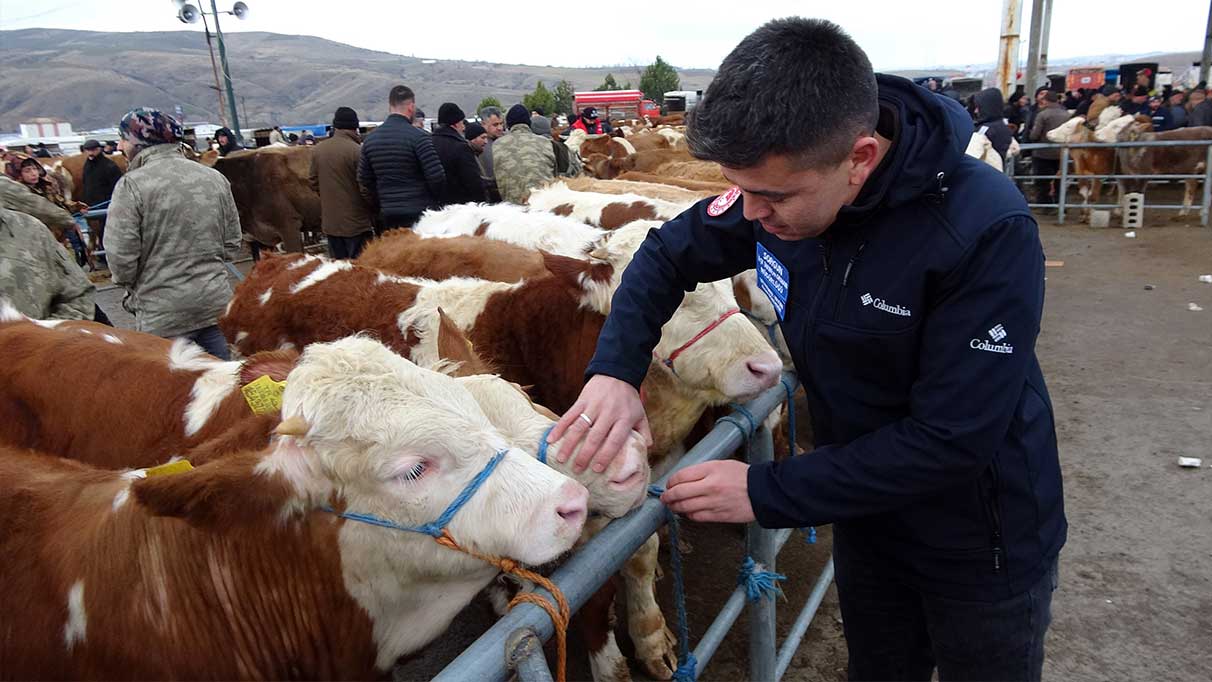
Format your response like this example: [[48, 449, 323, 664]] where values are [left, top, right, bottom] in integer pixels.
[[737, 555, 787, 602], [800, 526, 817, 544], [537, 423, 556, 465], [716, 402, 758, 440], [672, 653, 698, 682]]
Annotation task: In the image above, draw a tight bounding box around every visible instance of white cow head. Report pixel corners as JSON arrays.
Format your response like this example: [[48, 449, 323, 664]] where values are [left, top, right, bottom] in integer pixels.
[[1046, 116, 1085, 144], [456, 374, 650, 518], [1094, 115, 1137, 143]]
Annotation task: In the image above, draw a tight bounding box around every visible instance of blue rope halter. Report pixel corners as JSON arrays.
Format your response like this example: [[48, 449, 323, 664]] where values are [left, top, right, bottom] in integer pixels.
[[739, 307, 781, 348], [322, 449, 507, 538], [537, 424, 556, 465]]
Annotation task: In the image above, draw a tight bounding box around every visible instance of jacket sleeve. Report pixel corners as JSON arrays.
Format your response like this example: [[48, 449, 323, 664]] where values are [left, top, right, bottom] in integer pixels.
[[458, 145, 486, 202], [358, 145, 377, 204], [103, 162, 123, 199], [1028, 111, 1047, 142], [219, 180, 242, 261], [46, 232, 96, 320], [416, 135, 446, 198], [748, 216, 1047, 528], [585, 199, 756, 387], [102, 176, 142, 288], [0, 178, 77, 236]]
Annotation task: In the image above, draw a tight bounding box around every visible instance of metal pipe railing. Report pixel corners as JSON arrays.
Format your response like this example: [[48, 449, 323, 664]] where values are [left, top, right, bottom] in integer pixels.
[[747, 424, 778, 681], [433, 374, 832, 682], [1006, 137, 1212, 227], [775, 558, 835, 681]]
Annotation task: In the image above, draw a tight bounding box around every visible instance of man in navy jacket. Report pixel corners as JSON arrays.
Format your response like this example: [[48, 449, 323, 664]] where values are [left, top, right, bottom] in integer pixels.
[[548, 17, 1065, 681]]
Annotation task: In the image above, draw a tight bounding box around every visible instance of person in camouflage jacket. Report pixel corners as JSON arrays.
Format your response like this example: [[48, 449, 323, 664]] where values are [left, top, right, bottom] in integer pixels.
[[0, 206, 95, 320], [0, 174, 78, 240], [104, 108, 241, 359], [492, 105, 557, 204]]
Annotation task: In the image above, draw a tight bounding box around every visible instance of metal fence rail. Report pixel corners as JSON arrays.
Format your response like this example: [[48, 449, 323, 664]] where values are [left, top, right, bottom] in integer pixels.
[[433, 374, 831, 682], [1008, 138, 1212, 226]]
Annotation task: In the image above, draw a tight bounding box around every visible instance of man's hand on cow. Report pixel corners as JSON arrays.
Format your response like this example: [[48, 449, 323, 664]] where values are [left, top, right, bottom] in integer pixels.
[[548, 374, 652, 473], [661, 460, 756, 523]]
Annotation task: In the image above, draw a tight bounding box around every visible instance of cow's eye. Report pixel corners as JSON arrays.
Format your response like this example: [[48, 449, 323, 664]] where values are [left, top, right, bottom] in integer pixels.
[[396, 461, 427, 483]]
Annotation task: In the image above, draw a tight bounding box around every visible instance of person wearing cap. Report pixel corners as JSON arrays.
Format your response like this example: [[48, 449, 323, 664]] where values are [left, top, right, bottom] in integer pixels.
[[104, 108, 241, 359], [491, 104, 557, 204], [462, 121, 496, 202], [80, 139, 124, 258], [1187, 88, 1212, 128], [309, 107, 375, 259], [570, 107, 612, 135], [412, 109, 428, 131], [1028, 90, 1069, 208], [531, 114, 580, 177], [103, 140, 119, 155], [1146, 95, 1175, 132], [430, 103, 486, 207], [358, 85, 445, 230], [214, 127, 240, 156], [1168, 90, 1189, 128]]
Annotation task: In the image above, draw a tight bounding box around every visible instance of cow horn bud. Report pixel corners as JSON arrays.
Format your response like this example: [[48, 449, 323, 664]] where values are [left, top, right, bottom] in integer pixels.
[[274, 415, 311, 437]]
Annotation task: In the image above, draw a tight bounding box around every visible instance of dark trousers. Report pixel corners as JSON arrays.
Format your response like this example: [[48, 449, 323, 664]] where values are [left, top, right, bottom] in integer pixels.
[[1031, 157, 1060, 204], [378, 212, 422, 235], [176, 324, 231, 361], [834, 529, 1058, 682], [327, 232, 372, 260]]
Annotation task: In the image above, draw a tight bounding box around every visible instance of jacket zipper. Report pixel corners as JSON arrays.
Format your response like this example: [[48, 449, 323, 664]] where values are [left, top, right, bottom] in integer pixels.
[[980, 463, 1005, 574], [833, 240, 868, 318], [799, 237, 834, 373]]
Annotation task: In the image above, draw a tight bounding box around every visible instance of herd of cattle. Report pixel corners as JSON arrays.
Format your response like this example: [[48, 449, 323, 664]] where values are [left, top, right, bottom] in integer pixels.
[[0, 171, 797, 680]]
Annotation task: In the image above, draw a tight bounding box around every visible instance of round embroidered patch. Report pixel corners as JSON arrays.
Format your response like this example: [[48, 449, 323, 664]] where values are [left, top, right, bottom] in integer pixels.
[[707, 186, 742, 217]]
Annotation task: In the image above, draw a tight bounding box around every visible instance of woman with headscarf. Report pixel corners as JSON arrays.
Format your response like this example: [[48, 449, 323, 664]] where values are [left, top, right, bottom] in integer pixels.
[[3, 152, 90, 267], [213, 127, 241, 156], [104, 108, 242, 359]]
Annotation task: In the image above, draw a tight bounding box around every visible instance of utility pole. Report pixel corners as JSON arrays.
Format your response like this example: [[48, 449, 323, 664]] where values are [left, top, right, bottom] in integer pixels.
[[210, 1, 243, 141], [996, 0, 1024, 98], [1037, 0, 1053, 89], [1024, 0, 1046, 94], [200, 11, 228, 128]]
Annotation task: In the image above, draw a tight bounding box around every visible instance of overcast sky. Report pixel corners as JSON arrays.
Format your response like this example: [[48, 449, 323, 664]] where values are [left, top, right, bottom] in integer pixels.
[[0, 1, 1206, 71]]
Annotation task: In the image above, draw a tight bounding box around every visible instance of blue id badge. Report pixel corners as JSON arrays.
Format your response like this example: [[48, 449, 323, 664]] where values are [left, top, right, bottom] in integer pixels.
[[755, 242, 789, 321]]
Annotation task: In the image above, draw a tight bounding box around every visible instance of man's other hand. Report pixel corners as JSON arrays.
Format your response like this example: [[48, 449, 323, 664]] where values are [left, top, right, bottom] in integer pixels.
[[661, 460, 755, 523]]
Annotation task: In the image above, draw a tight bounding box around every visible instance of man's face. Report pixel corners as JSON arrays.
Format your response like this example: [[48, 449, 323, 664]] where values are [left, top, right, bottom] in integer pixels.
[[452, 120, 466, 134], [1108, 92, 1122, 104], [484, 115, 504, 139], [468, 133, 488, 152], [20, 165, 41, 185], [118, 137, 136, 158], [1170, 93, 1185, 106], [1132, 95, 1147, 105], [1148, 99, 1161, 111], [721, 141, 880, 242], [85, 147, 102, 159]]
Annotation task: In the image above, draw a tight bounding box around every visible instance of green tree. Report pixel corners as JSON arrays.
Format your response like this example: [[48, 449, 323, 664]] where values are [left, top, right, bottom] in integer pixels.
[[554, 80, 575, 116], [476, 96, 503, 113], [522, 81, 557, 116], [594, 73, 620, 91], [639, 56, 680, 102]]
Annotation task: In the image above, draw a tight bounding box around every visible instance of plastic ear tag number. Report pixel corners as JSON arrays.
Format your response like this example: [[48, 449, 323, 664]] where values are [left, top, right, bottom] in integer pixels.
[[144, 460, 194, 477], [242, 375, 287, 415]]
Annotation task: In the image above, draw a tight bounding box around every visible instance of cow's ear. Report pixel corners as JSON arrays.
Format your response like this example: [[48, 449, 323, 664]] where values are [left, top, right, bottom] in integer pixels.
[[435, 307, 492, 376], [240, 348, 300, 384], [541, 251, 613, 291], [133, 452, 296, 528]]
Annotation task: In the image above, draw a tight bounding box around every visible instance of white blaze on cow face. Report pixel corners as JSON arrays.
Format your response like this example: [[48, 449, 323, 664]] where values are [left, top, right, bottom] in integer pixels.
[[455, 374, 649, 517], [170, 339, 242, 437], [603, 223, 782, 400], [63, 581, 87, 650]]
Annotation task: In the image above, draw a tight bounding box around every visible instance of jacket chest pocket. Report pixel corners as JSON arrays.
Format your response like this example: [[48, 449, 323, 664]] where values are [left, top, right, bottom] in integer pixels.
[[812, 317, 923, 408]]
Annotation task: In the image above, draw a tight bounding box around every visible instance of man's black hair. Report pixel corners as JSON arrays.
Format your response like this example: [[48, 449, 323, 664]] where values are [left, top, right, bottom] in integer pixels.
[[687, 17, 878, 169], [388, 85, 415, 107]]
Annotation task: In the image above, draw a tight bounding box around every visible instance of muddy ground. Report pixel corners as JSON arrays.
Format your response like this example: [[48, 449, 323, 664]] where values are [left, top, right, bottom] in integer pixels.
[[93, 210, 1211, 681]]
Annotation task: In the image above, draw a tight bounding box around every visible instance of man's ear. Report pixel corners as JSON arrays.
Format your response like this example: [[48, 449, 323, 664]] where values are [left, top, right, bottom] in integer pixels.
[[133, 452, 296, 529], [848, 136, 882, 186]]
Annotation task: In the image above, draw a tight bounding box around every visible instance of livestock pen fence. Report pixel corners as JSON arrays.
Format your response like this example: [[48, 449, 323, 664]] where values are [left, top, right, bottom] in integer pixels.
[[1008, 138, 1212, 227], [434, 374, 836, 682]]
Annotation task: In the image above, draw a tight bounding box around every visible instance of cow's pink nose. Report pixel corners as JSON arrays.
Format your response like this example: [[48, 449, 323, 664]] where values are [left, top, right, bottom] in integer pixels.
[[608, 453, 645, 491], [556, 484, 589, 526], [746, 354, 782, 389]]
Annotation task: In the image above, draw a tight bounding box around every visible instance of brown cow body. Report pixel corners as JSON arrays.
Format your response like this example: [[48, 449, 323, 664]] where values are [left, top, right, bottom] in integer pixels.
[[357, 229, 548, 282], [1117, 126, 1212, 217], [213, 146, 320, 254], [617, 171, 733, 194]]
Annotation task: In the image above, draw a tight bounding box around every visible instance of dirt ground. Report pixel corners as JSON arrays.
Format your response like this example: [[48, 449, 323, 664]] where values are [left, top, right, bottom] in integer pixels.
[[93, 212, 1211, 681]]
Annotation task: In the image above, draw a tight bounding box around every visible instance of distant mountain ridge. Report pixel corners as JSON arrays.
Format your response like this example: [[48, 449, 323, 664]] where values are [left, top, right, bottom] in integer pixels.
[[0, 28, 1202, 132], [0, 28, 717, 131]]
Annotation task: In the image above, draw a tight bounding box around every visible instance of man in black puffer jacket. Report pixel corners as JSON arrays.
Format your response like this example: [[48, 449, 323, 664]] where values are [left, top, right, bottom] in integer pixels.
[[358, 85, 445, 230]]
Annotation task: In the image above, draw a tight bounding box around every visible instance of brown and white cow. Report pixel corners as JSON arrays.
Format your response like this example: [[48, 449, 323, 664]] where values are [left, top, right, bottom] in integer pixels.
[[563, 175, 715, 203], [1047, 116, 1118, 217], [0, 335, 588, 680], [527, 182, 691, 229], [413, 202, 607, 257], [1117, 125, 1212, 218]]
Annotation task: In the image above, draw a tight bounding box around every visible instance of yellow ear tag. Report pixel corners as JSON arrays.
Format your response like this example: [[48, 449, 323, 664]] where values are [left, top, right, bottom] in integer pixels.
[[144, 459, 194, 477], [241, 375, 287, 415]]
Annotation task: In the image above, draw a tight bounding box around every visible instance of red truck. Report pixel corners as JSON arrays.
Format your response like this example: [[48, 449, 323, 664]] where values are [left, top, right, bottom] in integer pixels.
[[573, 90, 661, 121]]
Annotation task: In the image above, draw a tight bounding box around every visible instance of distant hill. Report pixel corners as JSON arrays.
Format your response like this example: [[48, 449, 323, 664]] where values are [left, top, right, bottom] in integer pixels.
[[0, 28, 717, 131], [1, 28, 1203, 133]]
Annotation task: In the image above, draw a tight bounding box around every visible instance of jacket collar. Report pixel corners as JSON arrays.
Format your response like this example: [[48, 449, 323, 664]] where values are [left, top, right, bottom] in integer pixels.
[[127, 143, 182, 171], [507, 123, 532, 134], [435, 125, 465, 140], [333, 128, 360, 143]]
